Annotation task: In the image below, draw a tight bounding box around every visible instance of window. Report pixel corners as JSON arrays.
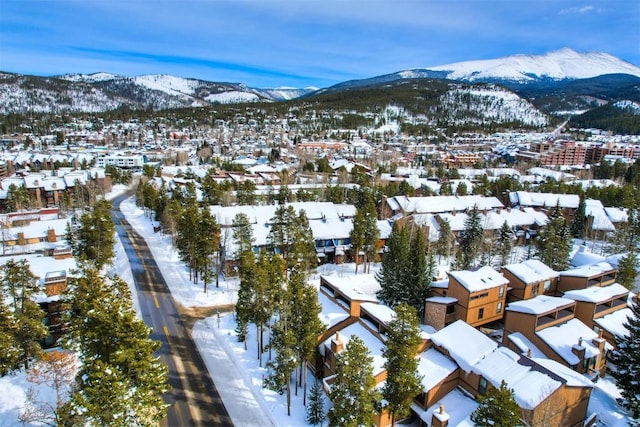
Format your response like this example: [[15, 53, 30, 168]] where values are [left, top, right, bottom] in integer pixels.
[[499, 286, 505, 298], [446, 304, 455, 315], [543, 279, 551, 292], [531, 283, 539, 297], [478, 308, 484, 320], [497, 302, 503, 313], [470, 292, 489, 301], [478, 377, 488, 395]]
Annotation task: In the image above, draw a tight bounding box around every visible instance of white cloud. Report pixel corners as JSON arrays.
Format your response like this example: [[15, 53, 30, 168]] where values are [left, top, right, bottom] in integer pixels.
[[559, 5, 601, 15]]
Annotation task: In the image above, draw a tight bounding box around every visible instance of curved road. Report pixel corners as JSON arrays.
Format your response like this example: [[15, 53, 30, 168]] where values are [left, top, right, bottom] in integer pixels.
[[110, 193, 233, 427]]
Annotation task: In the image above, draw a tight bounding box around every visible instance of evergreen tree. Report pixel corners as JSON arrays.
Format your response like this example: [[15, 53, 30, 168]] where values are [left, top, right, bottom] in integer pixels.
[[609, 299, 640, 421], [253, 252, 285, 366], [201, 169, 223, 205], [232, 213, 255, 257], [176, 200, 200, 282], [617, 249, 639, 291], [328, 336, 381, 427], [0, 298, 21, 375], [236, 180, 257, 205], [62, 269, 170, 426], [406, 226, 433, 318], [235, 250, 255, 349], [454, 205, 484, 270], [268, 206, 317, 273], [376, 223, 410, 308], [571, 198, 588, 239], [436, 218, 452, 262], [306, 379, 326, 426], [73, 199, 116, 270], [289, 268, 326, 402], [382, 304, 423, 425], [470, 380, 521, 427], [195, 207, 219, 291], [0, 259, 47, 369], [496, 221, 514, 267], [349, 207, 367, 274], [536, 204, 572, 271]]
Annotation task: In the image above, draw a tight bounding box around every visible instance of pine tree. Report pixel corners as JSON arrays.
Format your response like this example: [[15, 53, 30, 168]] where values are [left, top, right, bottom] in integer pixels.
[[536, 204, 572, 271], [571, 198, 588, 239], [0, 259, 47, 369], [454, 205, 484, 270], [289, 268, 326, 402], [470, 380, 521, 426], [306, 379, 326, 426], [436, 218, 452, 262], [376, 223, 410, 308], [73, 199, 116, 270], [349, 207, 367, 274], [382, 304, 423, 425], [0, 298, 21, 375], [328, 336, 381, 427], [62, 269, 170, 425], [609, 299, 640, 421], [264, 269, 298, 416], [232, 213, 255, 257], [496, 221, 514, 267], [406, 226, 432, 318], [617, 249, 639, 291]]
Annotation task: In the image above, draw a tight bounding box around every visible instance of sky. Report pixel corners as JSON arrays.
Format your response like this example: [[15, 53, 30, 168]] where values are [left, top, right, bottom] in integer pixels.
[[1, 0, 639, 89]]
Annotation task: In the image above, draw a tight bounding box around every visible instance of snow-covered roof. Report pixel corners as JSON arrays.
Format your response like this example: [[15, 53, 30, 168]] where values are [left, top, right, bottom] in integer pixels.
[[321, 274, 380, 302], [324, 321, 386, 375], [318, 291, 350, 329], [404, 195, 503, 214], [594, 308, 633, 339], [536, 318, 605, 365], [563, 283, 628, 303], [570, 248, 607, 268], [510, 191, 580, 209], [560, 262, 615, 278], [473, 346, 561, 410], [585, 199, 615, 231], [448, 266, 509, 292], [412, 388, 477, 427], [521, 207, 548, 226], [502, 259, 559, 285], [507, 295, 575, 315], [604, 207, 627, 223], [360, 302, 395, 325], [425, 296, 457, 304], [430, 320, 497, 373], [417, 348, 458, 391], [506, 332, 547, 359], [498, 207, 539, 227], [533, 358, 594, 388]]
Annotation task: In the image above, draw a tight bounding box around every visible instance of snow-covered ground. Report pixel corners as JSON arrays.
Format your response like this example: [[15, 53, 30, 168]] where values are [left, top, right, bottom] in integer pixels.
[[0, 189, 632, 426]]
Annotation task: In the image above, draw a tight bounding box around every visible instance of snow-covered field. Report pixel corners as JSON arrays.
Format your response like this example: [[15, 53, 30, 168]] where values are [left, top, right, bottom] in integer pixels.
[[0, 190, 632, 426]]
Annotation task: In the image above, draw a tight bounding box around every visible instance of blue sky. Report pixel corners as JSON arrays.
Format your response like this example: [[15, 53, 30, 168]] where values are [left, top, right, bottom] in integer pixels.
[[1, 0, 638, 88]]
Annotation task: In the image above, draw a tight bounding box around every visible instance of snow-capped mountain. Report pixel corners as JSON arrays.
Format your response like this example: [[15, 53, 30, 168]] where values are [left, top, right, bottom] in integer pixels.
[[426, 48, 640, 83], [330, 48, 640, 92], [0, 72, 319, 113]]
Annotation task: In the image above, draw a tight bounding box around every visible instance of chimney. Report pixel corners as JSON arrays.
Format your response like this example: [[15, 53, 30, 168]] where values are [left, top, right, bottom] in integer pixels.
[[331, 331, 343, 353], [18, 232, 25, 246], [526, 348, 532, 358], [431, 404, 450, 427], [47, 228, 56, 243]]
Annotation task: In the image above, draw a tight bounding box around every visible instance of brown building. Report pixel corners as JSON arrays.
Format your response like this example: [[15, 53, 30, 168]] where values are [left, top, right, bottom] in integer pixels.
[[557, 262, 617, 295], [413, 320, 594, 427], [563, 283, 633, 348], [438, 266, 509, 327], [502, 259, 559, 302], [503, 296, 609, 378]]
